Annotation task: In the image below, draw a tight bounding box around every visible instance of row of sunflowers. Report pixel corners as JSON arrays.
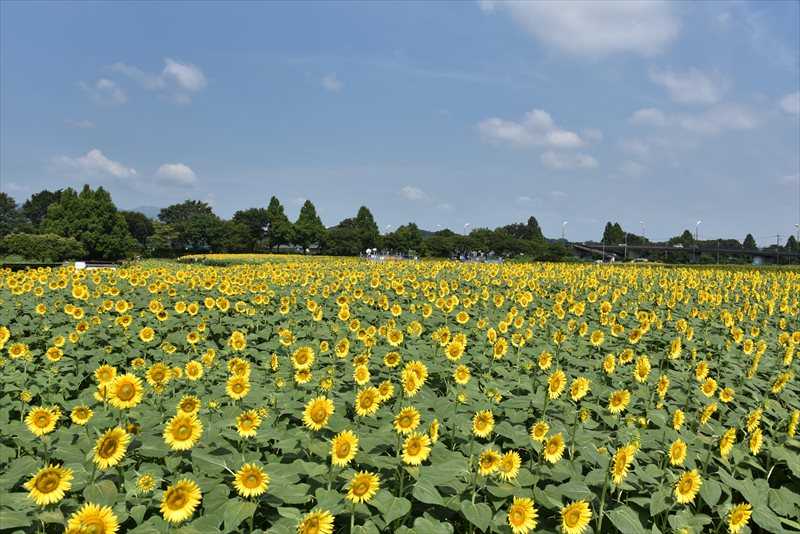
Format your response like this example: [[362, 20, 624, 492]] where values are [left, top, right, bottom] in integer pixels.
[[0, 257, 798, 533]]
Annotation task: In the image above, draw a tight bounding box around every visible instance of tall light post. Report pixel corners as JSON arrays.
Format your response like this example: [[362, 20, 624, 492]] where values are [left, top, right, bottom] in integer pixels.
[[640, 221, 645, 240], [694, 220, 702, 263], [561, 221, 568, 241], [463, 223, 471, 235]]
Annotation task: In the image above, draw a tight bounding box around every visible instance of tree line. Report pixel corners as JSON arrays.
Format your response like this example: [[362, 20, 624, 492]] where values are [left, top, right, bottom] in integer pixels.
[[1, 186, 796, 262]]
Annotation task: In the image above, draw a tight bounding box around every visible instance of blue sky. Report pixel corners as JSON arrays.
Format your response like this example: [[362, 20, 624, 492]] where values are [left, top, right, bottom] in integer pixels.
[[1, 1, 798, 244]]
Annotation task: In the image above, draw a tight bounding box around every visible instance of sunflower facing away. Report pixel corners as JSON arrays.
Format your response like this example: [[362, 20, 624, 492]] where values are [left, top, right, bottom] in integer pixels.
[[331, 430, 359, 466], [297, 509, 334, 534], [346, 471, 380, 504], [161, 479, 202, 524], [93, 427, 131, 470], [233, 463, 270, 498], [507, 496, 538, 534], [674, 469, 702, 504], [24, 464, 73, 506], [560, 500, 592, 534], [163, 413, 203, 450], [303, 397, 335, 431], [65, 503, 119, 534]]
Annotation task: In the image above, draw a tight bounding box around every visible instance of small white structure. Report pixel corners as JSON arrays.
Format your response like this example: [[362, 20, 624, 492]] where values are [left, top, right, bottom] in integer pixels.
[[74, 261, 87, 270]]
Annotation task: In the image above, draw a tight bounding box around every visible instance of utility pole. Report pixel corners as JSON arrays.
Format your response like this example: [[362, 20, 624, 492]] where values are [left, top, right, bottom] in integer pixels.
[[716, 239, 720, 265], [624, 232, 628, 261], [777, 234, 781, 265]]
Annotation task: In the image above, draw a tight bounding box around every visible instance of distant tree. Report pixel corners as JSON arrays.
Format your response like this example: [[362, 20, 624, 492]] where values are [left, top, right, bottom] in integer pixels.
[[787, 235, 798, 252], [121, 210, 154, 246], [743, 234, 757, 250], [232, 208, 269, 250], [294, 200, 326, 252], [40, 185, 136, 259], [265, 197, 294, 251], [601, 222, 626, 245], [21, 189, 62, 227], [383, 223, 422, 255], [423, 229, 458, 257], [324, 218, 362, 256], [158, 200, 224, 253], [0, 192, 29, 237], [146, 222, 179, 257], [355, 206, 379, 250], [218, 221, 252, 253], [501, 216, 545, 241]]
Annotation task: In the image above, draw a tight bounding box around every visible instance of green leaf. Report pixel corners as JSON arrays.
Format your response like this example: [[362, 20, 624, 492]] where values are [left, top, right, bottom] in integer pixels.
[[372, 490, 411, 525], [650, 487, 670, 516], [769, 487, 800, 518], [412, 514, 454, 534], [460, 500, 492, 532], [314, 488, 345, 514], [83, 479, 118, 506], [557, 481, 594, 501], [0, 510, 32, 530], [699, 479, 721, 507], [607, 506, 648, 534], [0, 456, 37, 491], [752, 507, 785, 533], [130, 505, 147, 525], [223, 500, 257, 532], [412, 480, 444, 506]]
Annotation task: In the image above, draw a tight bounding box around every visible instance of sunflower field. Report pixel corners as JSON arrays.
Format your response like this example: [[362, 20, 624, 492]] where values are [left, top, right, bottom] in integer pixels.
[[1, 257, 799, 534]]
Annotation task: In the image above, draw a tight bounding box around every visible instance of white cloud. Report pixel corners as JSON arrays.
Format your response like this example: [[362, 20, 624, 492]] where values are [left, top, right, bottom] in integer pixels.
[[779, 92, 800, 115], [516, 195, 533, 203], [480, 1, 679, 57], [582, 128, 604, 143], [155, 163, 197, 186], [779, 174, 799, 186], [436, 202, 454, 211], [400, 186, 429, 201], [80, 78, 127, 105], [478, 109, 585, 148], [619, 138, 650, 158], [540, 151, 598, 170], [65, 119, 95, 129], [619, 160, 646, 177], [649, 67, 726, 104], [678, 104, 758, 134], [550, 190, 568, 199], [108, 58, 206, 103], [630, 108, 667, 126], [56, 149, 136, 177], [322, 74, 343, 92]]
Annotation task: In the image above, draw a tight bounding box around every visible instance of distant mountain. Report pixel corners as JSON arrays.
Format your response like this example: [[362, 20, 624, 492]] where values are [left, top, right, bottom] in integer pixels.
[[129, 206, 162, 219]]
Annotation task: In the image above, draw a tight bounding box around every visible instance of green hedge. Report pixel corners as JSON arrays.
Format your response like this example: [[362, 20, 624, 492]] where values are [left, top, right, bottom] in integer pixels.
[[0, 233, 86, 262]]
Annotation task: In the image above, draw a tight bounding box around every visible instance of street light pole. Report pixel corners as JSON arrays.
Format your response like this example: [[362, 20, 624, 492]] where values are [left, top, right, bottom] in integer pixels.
[[624, 232, 628, 261], [561, 221, 568, 241], [694, 220, 702, 263]]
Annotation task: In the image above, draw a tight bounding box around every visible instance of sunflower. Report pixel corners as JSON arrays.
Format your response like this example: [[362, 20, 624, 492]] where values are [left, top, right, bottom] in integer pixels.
[[107, 374, 144, 409], [472, 410, 495, 438], [402, 433, 432, 465], [569, 377, 590, 402], [547, 370, 566, 399], [353, 364, 370, 385], [634, 356, 651, 383], [25, 406, 58, 437], [590, 330, 605, 347], [346, 471, 380, 504], [453, 365, 471, 385], [236, 410, 262, 438], [355, 388, 381, 417], [66, 503, 119, 534], [226, 375, 251, 400], [295, 368, 313, 384], [93, 427, 131, 470], [393, 406, 421, 435], [529, 421, 549, 442], [137, 473, 156, 493], [608, 389, 631, 414], [674, 469, 702, 504], [560, 500, 592, 534], [146, 362, 171, 387], [719, 387, 735, 403], [672, 409, 685, 431], [445, 340, 465, 361], [292, 346, 315, 370], [507, 496, 538, 534], [161, 479, 202, 524], [669, 439, 687, 466], [185, 360, 204, 380], [95, 364, 117, 385], [479, 448, 501, 475], [177, 395, 201, 415], [70, 405, 93, 425], [139, 327, 155, 343], [611, 444, 636, 485], [429, 418, 439, 443], [498, 451, 522, 481], [331, 430, 359, 466], [543, 433, 565, 463], [377, 380, 395, 402], [728, 503, 752, 534], [719, 427, 737, 459], [233, 463, 270, 498], [163, 413, 203, 450], [303, 397, 335, 431], [24, 464, 73, 506], [749, 428, 763, 455], [602, 354, 616, 375], [297, 509, 334, 534]]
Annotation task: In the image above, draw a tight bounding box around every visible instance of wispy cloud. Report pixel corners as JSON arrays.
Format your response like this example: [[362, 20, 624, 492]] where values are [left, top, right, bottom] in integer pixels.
[[321, 73, 343, 92], [54, 148, 136, 177], [478, 109, 586, 149]]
